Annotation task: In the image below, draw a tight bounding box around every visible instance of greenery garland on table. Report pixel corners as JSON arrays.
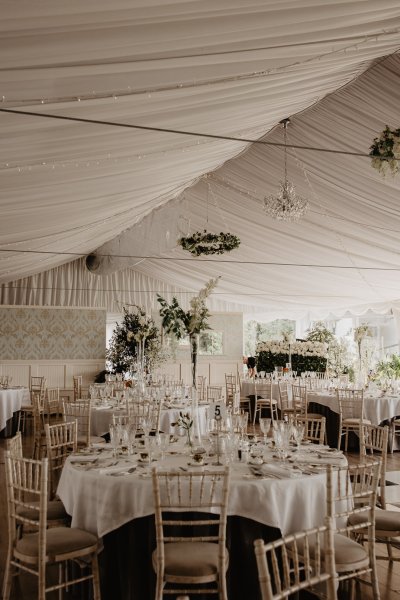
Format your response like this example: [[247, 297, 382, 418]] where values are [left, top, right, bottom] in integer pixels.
[[178, 230, 241, 256], [369, 126, 400, 176]]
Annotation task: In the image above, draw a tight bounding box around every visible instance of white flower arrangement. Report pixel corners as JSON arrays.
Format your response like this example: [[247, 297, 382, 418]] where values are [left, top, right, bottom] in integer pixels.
[[157, 277, 220, 338], [256, 340, 328, 358]]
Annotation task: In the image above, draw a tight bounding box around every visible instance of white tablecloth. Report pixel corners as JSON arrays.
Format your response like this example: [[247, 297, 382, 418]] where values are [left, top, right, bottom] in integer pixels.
[[241, 380, 282, 401], [57, 444, 345, 539], [90, 403, 209, 437], [0, 387, 30, 431], [308, 390, 400, 425]]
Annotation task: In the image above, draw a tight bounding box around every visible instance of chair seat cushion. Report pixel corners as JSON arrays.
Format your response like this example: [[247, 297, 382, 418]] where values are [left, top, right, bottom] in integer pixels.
[[152, 542, 227, 577], [16, 526, 98, 558], [349, 508, 400, 533], [342, 418, 371, 425], [17, 500, 68, 522], [333, 533, 369, 571], [297, 533, 368, 572]]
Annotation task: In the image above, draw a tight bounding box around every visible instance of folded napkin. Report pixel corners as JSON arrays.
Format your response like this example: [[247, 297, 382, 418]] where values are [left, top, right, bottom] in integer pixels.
[[293, 454, 344, 466], [98, 463, 136, 476], [259, 463, 301, 479], [94, 404, 113, 410], [70, 454, 99, 464]]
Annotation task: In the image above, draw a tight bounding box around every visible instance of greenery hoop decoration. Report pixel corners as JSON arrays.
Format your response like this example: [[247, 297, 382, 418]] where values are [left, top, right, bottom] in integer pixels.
[[369, 126, 400, 176], [178, 230, 241, 256]]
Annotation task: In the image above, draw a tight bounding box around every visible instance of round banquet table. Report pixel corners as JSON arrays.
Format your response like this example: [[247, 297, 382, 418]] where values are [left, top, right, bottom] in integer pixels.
[[0, 387, 30, 436], [57, 443, 346, 600], [308, 389, 400, 449], [90, 402, 209, 437]]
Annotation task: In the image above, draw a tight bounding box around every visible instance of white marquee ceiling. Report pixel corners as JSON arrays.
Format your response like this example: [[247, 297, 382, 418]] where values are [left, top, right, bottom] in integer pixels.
[[2, 1, 400, 318]]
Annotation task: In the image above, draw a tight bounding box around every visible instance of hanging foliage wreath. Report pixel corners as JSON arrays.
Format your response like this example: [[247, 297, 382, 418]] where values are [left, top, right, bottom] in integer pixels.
[[369, 126, 400, 176], [178, 230, 241, 256]]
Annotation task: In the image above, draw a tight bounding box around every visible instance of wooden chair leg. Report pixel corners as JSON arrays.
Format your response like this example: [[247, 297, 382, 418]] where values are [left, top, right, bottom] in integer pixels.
[[253, 399, 257, 426], [337, 429, 342, 450], [91, 555, 101, 600], [2, 549, 13, 600]]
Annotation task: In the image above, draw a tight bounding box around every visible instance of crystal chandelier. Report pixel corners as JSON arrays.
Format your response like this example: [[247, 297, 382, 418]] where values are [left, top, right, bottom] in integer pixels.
[[263, 118, 309, 222]]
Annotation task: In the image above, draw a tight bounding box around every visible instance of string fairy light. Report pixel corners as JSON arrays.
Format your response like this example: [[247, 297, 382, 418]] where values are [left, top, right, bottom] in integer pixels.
[[1, 247, 400, 271], [0, 106, 381, 160], [1, 28, 398, 107]]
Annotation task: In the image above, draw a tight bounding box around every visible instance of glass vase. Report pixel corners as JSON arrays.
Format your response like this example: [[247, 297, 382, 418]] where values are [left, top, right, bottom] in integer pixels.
[[135, 337, 146, 396], [189, 333, 203, 450]]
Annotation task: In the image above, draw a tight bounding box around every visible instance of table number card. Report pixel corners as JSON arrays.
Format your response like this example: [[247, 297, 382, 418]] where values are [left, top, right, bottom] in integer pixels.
[[208, 401, 227, 422]]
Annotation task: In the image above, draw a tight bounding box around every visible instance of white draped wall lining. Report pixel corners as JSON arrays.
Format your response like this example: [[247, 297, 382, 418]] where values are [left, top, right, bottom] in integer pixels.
[[2, 258, 400, 322], [2, 1, 400, 318]]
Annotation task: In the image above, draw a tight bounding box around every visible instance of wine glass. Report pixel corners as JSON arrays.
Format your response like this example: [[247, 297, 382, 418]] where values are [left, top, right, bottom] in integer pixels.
[[239, 411, 249, 440], [293, 423, 305, 448], [259, 418, 271, 444], [140, 414, 153, 439], [126, 423, 137, 455], [109, 424, 120, 458]]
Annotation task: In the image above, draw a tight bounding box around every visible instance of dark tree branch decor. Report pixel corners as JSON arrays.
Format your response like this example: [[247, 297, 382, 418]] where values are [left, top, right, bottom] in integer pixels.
[[178, 230, 240, 256]]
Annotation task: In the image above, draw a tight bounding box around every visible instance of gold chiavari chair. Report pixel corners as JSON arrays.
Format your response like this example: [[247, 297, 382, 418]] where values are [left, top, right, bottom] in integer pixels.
[[349, 424, 400, 563], [63, 398, 105, 448], [254, 522, 337, 600], [295, 415, 326, 445], [253, 381, 279, 425], [229, 373, 251, 415], [327, 461, 380, 600], [73, 375, 83, 401], [44, 421, 78, 499], [2, 454, 101, 600], [43, 387, 62, 424], [336, 388, 370, 451], [152, 466, 230, 600], [207, 386, 224, 402]]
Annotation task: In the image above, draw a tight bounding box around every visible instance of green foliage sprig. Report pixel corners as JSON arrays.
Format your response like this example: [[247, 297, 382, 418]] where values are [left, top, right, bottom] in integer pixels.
[[178, 231, 240, 256], [106, 306, 162, 373], [157, 277, 220, 338], [172, 411, 193, 431], [374, 354, 400, 380], [369, 126, 400, 176]]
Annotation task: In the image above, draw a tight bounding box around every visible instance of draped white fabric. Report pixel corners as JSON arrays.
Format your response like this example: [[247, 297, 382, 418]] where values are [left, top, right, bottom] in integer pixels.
[[2, 1, 400, 317]]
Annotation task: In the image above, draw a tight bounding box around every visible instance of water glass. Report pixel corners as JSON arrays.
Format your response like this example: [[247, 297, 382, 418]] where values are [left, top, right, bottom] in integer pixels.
[[239, 411, 249, 440], [109, 424, 120, 458], [158, 432, 170, 460], [259, 418, 271, 443], [293, 423, 305, 447]]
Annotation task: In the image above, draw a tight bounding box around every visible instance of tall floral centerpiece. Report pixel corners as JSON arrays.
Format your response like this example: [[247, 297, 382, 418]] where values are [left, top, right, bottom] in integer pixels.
[[353, 324, 372, 385], [157, 277, 220, 448], [106, 306, 163, 383]]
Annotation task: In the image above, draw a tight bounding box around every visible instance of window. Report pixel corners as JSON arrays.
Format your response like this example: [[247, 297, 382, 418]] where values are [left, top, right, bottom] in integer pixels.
[[199, 331, 223, 355]]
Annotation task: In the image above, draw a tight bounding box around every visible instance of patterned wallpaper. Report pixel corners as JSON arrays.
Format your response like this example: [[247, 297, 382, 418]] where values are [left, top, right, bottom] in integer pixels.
[[0, 307, 106, 360]]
